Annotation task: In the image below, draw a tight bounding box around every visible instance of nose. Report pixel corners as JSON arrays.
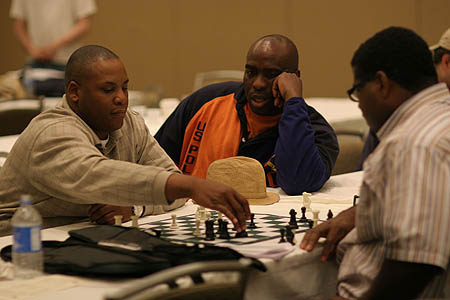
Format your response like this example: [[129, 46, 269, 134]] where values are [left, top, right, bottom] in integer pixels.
[[114, 89, 128, 106], [252, 74, 268, 91]]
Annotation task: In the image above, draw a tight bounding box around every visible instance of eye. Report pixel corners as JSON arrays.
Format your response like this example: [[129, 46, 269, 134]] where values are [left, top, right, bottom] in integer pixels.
[[103, 87, 115, 93], [266, 70, 281, 79], [245, 69, 256, 77]]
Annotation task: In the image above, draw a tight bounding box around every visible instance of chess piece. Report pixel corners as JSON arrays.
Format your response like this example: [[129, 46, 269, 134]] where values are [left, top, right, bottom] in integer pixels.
[[206, 211, 211, 221], [289, 209, 299, 229], [327, 209, 333, 220], [193, 218, 202, 237], [114, 215, 123, 226], [216, 218, 224, 234], [204, 220, 215, 241], [235, 230, 248, 238], [353, 195, 360, 206], [299, 206, 308, 223], [302, 192, 312, 212], [312, 210, 320, 228], [285, 225, 295, 245], [278, 227, 286, 243], [131, 215, 139, 228], [307, 220, 314, 229], [170, 214, 178, 229], [219, 220, 231, 239], [248, 213, 257, 229]]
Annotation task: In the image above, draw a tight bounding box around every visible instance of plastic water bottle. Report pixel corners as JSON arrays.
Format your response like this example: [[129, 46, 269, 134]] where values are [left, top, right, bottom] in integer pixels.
[[11, 195, 43, 279]]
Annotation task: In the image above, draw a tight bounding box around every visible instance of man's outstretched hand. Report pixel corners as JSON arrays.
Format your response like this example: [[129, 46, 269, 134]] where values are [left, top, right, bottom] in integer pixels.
[[166, 174, 251, 232], [300, 206, 356, 262]]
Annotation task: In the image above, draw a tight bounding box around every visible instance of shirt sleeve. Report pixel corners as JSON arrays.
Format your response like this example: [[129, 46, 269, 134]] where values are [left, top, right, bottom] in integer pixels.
[[382, 146, 450, 269], [274, 97, 339, 194], [73, 0, 97, 19], [10, 0, 25, 19], [27, 118, 177, 208]]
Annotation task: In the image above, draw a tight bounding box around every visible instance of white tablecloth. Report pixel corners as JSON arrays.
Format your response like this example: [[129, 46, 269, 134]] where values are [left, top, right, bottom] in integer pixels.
[[0, 171, 362, 300]]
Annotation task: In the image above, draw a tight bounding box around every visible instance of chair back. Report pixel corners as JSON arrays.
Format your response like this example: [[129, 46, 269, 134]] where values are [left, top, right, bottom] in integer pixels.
[[104, 258, 253, 300], [193, 70, 244, 92], [0, 108, 41, 136]]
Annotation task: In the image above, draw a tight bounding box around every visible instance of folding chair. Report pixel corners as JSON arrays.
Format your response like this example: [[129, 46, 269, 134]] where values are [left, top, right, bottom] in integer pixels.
[[193, 70, 244, 92], [104, 258, 253, 300]]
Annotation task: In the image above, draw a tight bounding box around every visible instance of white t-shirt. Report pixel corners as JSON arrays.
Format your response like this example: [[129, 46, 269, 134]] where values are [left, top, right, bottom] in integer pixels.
[[10, 0, 97, 65]]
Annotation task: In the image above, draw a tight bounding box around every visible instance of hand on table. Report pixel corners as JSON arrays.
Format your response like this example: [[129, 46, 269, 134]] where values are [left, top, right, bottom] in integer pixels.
[[300, 206, 356, 262], [166, 174, 251, 232], [272, 71, 303, 108], [88, 204, 133, 225]]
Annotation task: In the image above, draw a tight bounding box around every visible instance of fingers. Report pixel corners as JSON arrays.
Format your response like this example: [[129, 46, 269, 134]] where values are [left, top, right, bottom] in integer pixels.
[[299, 226, 323, 252]]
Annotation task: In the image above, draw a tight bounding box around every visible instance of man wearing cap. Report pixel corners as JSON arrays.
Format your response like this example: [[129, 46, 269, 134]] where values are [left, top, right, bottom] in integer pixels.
[[155, 34, 339, 196], [358, 26, 450, 169], [301, 27, 449, 299]]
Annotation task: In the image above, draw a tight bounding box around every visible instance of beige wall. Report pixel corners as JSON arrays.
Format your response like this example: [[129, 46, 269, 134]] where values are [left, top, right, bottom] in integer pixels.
[[1, 0, 449, 99]]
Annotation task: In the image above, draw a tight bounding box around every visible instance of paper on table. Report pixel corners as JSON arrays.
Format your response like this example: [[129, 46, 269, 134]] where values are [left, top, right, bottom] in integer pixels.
[[0, 275, 81, 300], [230, 243, 295, 260]]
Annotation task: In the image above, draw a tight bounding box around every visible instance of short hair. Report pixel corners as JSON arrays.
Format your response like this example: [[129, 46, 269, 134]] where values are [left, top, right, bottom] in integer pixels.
[[65, 45, 120, 89], [433, 47, 450, 65], [251, 34, 299, 69], [351, 27, 437, 93]]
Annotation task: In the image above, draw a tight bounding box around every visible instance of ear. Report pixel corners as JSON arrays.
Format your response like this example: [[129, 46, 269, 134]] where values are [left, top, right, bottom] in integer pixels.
[[374, 70, 391, 100], [441, 53, 450, 72], [66, 80, 81, 105]]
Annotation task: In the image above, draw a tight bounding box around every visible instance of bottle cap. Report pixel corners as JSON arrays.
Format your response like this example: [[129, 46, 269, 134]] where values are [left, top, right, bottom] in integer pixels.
[[19, 194, 33, 205]]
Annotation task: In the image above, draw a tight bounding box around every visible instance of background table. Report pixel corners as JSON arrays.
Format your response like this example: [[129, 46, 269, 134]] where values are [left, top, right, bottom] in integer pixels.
[[0, 171, 362, 300]]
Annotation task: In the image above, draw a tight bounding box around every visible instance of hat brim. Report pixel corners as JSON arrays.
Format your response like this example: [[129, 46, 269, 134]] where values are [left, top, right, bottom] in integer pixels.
[[248, 191, 280, 205]]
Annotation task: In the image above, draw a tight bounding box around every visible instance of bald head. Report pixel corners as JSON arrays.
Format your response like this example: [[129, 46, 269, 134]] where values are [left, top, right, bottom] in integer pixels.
[[65, 45, 120, 90], [247, 34, 299, 71]]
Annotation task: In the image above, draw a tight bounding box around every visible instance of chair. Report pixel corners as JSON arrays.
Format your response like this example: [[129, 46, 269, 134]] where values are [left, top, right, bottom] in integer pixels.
[[193, 70, 244, 92], [0, 107, 41, 136], [332, 129, 366, 175], [104, 258, 253, 300]]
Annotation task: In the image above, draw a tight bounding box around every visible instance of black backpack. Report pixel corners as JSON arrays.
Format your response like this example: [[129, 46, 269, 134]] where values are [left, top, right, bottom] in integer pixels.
[[1, 225, 265, 278]]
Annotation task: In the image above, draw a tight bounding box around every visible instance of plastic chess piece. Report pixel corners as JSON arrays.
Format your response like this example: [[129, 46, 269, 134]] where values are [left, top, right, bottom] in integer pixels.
[[308, 220, 314, 229], [285, 225, 295, 245], [219, 220, 231, 239], [131, 215, 139, 228], [248, 213, 257, 229], [289, 209, 299, 229], [114, 215, 123, 226], [235, 230, 248, 238], [312, 210, 320, 228], [299, 206, 307, 223], [327, 209, 333, 220], [204, 220, 215, 241], [193, 218, 201, 237], [170, 214, 178, 229], [216, 218, 224, 234], [278, 228, 286, 243]]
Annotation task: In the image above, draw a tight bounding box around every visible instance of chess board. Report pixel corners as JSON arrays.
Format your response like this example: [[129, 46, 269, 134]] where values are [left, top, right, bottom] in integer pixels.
[[139, 212, 311, 246]]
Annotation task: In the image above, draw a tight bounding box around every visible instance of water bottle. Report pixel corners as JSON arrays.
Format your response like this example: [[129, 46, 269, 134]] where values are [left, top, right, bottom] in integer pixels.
[[11, 195, 43, 279]]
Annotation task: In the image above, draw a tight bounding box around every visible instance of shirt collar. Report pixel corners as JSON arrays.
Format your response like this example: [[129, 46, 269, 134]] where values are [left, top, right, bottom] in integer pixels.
[[377, 83, 448, 140]]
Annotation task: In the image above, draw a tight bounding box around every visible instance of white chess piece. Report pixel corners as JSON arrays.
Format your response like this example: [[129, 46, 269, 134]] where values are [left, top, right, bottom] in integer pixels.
[[302, 192, 312, 212], [114, 215, 123, 226], [131, 215, 139, 228], [193, 218, 201, 237], [170, 214, 178, 229], [312, 210, 320, 228]]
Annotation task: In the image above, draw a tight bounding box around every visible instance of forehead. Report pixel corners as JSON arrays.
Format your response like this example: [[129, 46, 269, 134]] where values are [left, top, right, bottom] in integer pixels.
[[246, 39, 293, 69], [83, 58, 128, 83]]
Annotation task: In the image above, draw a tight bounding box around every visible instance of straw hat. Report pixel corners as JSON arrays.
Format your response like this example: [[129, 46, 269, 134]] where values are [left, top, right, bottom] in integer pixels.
[[206, 156, 280, 205]]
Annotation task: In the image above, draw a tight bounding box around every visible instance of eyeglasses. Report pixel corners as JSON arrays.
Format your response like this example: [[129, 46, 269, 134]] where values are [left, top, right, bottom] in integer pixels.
[[347, 81, 367, 102]]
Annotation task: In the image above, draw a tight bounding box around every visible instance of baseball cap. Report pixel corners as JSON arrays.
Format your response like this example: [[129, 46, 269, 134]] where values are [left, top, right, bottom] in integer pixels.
[[430, 27, 450, 50]]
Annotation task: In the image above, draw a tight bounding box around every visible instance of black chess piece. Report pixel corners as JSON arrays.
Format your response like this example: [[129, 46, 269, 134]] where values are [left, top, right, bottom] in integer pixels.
[[327, 209, 333, 220], [235, 230, 248, 238], [216, 218, 224, 235], [299, 206, 307, 223], [278, 227, 286, 243], [204, 220, 215, 241], [289, 209, 299, 229], [219, 220, 231, 239], [285, 225, 295, 245], [248, 213, 257, 229], [307, 219, 314, 229]]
